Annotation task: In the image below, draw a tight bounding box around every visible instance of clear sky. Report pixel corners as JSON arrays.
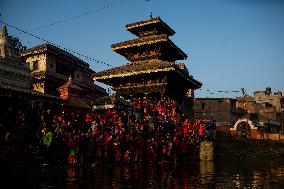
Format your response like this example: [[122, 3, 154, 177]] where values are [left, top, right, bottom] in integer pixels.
[[1, 0, 284, 98]]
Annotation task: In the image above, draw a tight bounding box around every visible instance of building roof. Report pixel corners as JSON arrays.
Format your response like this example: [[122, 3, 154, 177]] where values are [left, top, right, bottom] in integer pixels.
[[93, 60, 175, 80], [111, 34, 187, 61], [20, 43, 89, 68], [30, 70, 107, 96], [65, 96, 90, 109], [126, 17, 175, 37], [111, 34, 167, 50], [93, 60, 202, 88], [57, 76, 82, 91], [0, 81, 58, 99]]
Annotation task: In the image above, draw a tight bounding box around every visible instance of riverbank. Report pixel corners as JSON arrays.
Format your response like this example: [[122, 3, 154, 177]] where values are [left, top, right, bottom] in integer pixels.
[[215, 138, 284, 160]]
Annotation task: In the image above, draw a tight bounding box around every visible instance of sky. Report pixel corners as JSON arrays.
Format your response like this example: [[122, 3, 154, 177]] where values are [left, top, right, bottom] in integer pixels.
[[1, 0, 284, 98]]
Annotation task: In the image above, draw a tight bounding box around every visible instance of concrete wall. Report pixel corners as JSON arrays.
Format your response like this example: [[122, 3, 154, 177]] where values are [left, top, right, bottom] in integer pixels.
[[254, 90, 283, 111]]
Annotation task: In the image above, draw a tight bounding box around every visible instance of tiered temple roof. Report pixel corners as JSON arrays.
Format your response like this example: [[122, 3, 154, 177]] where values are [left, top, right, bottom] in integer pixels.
[[111, 34, 187, 62], [126, 17, 175, 37], [93, 17, 202, 100], [110, 17, 187, 63], [94, 60, 175, 80], [93, 59, 201, 87]]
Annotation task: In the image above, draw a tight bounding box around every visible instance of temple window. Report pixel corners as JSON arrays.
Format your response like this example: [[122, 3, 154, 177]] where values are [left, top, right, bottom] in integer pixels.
[[31, 61, 38, 71]]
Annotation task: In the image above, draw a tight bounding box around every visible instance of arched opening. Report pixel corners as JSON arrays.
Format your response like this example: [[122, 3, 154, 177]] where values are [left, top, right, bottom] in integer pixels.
[[233, 118, 256, 138], [236, 121, 251, 138]]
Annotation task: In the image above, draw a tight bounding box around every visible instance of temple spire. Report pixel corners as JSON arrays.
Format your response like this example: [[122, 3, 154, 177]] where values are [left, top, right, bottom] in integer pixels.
[[2, 25, 7, 34], [0, 24, 15, 58]]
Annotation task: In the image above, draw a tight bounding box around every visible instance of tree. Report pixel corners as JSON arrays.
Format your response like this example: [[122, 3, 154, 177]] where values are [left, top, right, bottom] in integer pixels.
[[8, 35, 27, 55]]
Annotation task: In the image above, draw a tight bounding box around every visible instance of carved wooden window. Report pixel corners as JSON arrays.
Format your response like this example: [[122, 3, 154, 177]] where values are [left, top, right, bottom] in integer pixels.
[[33, 82, 44, 93], [31, 61, 39, 71]]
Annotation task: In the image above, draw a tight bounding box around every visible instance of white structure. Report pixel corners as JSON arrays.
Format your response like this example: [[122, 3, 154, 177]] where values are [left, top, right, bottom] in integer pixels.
[[0, 25, 32, 90], [232, 118, 257, 130]]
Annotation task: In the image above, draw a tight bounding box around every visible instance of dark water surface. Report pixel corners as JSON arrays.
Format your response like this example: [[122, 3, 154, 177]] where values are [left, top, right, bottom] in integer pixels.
[[2, 158, 284, 188]]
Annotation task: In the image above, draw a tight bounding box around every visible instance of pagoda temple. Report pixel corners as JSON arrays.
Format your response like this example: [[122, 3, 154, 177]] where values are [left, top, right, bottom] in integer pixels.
[[93, 17, 201, 107]]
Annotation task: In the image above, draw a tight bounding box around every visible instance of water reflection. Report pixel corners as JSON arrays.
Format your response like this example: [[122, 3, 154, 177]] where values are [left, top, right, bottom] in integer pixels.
[[3, 158, 284, 188], [213, 159, 284, 189]]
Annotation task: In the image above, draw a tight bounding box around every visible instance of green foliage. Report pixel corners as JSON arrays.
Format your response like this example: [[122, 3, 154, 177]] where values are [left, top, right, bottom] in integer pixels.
[[8, 35, 27, 55]]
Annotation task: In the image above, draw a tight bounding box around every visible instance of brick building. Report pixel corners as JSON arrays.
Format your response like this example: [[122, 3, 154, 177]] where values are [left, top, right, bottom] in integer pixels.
[[194, 98, 245, 126]]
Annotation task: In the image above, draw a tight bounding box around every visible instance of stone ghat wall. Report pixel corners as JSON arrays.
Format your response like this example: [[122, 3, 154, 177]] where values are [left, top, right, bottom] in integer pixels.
[[200, 141, 214, 160], [215, 139, 284, 160]]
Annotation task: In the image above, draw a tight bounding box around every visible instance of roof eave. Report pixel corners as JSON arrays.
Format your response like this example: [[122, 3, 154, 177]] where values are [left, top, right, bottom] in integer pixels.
[[93, 67, 175, 81], [111, 38, 168, 51], [111, 39, 187, 60]]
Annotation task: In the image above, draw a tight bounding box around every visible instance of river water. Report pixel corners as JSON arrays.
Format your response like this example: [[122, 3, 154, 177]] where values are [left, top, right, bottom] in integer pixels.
[[2, 157, 284, 189]]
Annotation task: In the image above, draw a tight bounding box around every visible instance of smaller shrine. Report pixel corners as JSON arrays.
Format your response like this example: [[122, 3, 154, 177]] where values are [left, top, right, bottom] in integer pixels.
[[57, 76, 90, 110]]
